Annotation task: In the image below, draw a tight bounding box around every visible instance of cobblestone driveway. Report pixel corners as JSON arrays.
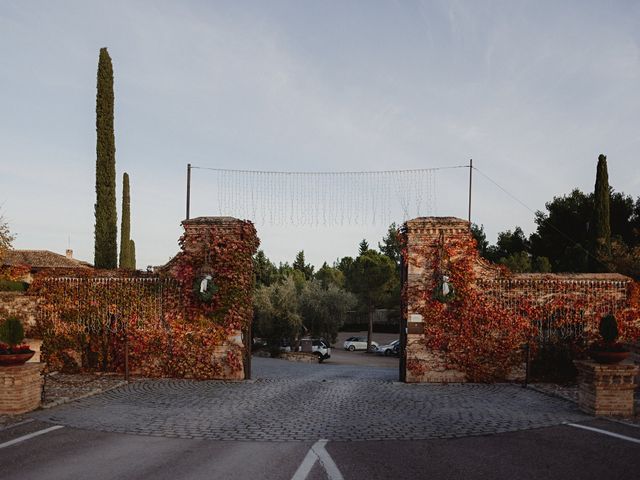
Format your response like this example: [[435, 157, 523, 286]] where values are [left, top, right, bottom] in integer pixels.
[[33, 357, 590, 441]]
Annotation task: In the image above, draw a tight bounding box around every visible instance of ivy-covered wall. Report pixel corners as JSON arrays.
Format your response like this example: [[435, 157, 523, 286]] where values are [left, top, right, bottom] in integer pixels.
[[31, 216, 259, 380], [403, 217, 639, 383]]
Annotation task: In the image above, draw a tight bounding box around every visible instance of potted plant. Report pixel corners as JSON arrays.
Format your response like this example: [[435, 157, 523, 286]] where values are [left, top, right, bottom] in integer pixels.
[[0, 317, 35, 366], [589, 314, 630, 364]]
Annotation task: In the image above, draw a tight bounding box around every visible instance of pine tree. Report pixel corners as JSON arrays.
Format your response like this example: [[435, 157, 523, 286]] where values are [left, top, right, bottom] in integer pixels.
[[592, 154, 611, 265], [119, 172, 131, 268], [94, 47, 118, 268], [293, 250, 314, 279], [358, 239, 369, 255]]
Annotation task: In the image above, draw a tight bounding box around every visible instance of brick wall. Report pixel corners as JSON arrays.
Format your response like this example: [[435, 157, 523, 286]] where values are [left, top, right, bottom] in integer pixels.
[[0, 292, 42, 362], [0, 292, 39, 333], [575, 361, 638, 416], [32, 216, 257, 381], [403, 216, 635, 383], [0, 363, 44, 414]]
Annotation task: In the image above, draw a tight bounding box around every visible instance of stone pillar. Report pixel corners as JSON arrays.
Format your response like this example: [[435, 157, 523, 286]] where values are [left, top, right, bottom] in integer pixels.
[[172, 216, 259, 380], [574, 360, 638, 416], [404, 217, 477, 383], [0, 363, 44, 414]]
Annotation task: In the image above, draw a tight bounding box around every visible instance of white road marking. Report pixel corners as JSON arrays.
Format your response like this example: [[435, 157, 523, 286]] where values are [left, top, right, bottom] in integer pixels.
[[312, 439, 344, 480], [566, 423, 640, 445], [0, 425, 64, 449], [291, 443, 320, 480], [292, 439, 344, 480]]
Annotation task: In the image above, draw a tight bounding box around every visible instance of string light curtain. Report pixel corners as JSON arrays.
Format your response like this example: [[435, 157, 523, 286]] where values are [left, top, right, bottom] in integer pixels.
[[194, 166, 464, 226]]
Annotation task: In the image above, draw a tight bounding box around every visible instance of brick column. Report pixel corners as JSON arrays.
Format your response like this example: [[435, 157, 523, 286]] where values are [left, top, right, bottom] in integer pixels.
[[171, 216, 258, 380], [574, 360, 638, 416], [0, 363, 44, 414], [404, 217, 477, 383]]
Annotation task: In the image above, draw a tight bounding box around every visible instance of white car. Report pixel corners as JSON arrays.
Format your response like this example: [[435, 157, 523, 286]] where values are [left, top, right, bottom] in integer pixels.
[[296, 338, 331, 362], [343, 336, 379, 352], [376, 339, 400, 356]]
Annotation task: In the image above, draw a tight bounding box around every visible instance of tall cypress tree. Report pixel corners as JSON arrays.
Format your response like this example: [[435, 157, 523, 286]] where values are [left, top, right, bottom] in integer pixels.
[[119, 172, 131, 268], [129, 239, 136, 270], [592, 154, 611, 266], [94, 47, 118, 268]]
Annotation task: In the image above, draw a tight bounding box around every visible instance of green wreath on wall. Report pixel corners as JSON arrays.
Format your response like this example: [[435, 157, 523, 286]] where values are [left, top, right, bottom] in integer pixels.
[[433, 274, 456, 303], [193, 274, 218, 303]]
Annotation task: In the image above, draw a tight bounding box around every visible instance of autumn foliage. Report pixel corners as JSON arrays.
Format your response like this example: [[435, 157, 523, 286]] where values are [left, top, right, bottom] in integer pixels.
[[404, 231, 640, 382], [31, 220, 259, 380]]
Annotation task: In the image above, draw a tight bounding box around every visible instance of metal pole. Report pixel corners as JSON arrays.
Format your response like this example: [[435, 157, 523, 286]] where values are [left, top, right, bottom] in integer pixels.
[[124, 327, 130, 382], [523, 342, 530, 388], [245, 319, 252, 380], [399, 252, 407, 383], [467, 159, 473, 226], [186, 163, 192, 220]]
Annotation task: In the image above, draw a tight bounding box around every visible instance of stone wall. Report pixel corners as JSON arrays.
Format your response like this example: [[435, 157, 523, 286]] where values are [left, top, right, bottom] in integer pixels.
[[0, 292, 39, 333], [31, 216, 258, 381], [403, 216, 635, 383]]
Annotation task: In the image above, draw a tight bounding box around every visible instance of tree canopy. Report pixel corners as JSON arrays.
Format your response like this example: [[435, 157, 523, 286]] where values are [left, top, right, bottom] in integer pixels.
[[477, 155, 639, 278], [0, 209, 14, 260]]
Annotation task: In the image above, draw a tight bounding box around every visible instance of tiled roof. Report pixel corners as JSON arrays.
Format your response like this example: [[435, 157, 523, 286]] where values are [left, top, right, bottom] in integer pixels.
[[2, 250, 92, 269]]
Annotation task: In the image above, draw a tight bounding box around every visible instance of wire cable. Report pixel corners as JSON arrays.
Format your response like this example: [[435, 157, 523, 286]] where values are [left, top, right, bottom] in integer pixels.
[[472, 166, 610, 271], [190, 165, 469, 174]]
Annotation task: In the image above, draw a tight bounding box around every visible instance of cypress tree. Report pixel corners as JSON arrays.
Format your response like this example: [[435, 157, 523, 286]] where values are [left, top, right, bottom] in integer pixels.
[[592, 154, 611, 266], [119, 172, 131, 268], [129, 239, 136, 270], [94, 47, 118, 268]]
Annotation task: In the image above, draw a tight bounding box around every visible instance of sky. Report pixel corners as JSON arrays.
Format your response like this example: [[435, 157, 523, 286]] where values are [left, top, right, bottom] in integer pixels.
[[1, 0, 639, 270]]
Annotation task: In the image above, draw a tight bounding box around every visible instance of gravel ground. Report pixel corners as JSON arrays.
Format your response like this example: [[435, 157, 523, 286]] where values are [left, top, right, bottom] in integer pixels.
[[0, 372, 131, 430], [32, 357, 592, 441], [530, 382, 640, 424], [2, 359, 637, 433]]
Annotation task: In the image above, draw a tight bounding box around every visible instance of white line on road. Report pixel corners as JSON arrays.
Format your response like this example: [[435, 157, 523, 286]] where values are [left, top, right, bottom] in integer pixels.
[[291, 439, 344, 480], [0, 425, 64, 449], [566, 423, 640, 445], [312, 439, 344, 480], [291, 443, 321, 480]]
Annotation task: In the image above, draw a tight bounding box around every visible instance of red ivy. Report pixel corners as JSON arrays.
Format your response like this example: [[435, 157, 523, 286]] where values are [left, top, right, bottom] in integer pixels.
[[30, 220, 259, 380], [402, 231, 640, 382]]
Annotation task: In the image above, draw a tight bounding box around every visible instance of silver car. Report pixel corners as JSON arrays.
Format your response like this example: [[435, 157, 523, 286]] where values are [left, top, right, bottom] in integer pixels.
[[375, 339, 400, 356]]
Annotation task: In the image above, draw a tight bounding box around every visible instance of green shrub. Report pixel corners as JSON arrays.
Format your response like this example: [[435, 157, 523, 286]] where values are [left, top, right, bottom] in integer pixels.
[[0, 280, 28, 292], [0, 317, 25, 346], [599, 314, 618, 343]]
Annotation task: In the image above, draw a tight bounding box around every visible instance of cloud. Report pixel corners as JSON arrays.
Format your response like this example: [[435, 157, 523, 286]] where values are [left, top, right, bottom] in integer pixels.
[[1, 0, 639, 268]]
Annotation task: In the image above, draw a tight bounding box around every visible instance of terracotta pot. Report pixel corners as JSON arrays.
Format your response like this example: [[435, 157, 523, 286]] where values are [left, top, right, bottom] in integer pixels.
[[0, 351, 35, 366], [589, 350, 630, 364]]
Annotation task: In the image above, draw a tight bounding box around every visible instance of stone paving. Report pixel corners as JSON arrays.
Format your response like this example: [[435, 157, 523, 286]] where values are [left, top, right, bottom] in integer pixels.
[[32, 357, 591, 441]]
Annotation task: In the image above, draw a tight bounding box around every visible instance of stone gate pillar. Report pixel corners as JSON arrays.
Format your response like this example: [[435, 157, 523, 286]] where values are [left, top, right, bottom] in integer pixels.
[[403, 217, 482, 383], [169, 216, 259, 380]]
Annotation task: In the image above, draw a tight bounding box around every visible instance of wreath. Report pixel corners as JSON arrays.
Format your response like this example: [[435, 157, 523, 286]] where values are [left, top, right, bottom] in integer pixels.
[[433, 274, 456, 303], [193, 274, 218, 303]]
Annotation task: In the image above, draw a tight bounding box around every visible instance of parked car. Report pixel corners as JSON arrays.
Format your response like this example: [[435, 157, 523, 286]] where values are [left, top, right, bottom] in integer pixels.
[[343, 336, 379, 352], [375, 339, 400, 356], [296, 338, 331, 362]]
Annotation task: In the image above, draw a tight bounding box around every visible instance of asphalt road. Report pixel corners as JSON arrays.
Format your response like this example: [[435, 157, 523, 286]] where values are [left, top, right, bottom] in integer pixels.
[[1, 418, 639, 479], [1, 354, 638, 479]]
